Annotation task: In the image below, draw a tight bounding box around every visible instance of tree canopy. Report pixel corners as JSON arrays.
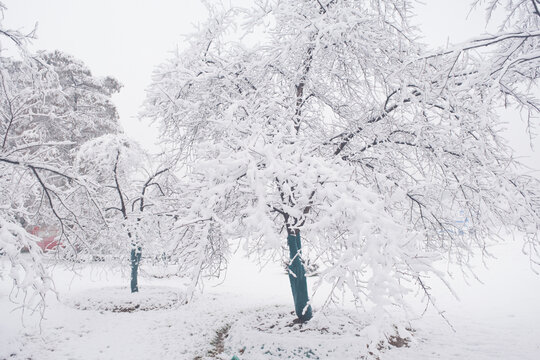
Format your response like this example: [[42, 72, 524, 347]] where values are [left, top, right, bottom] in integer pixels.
[[144, 0, 540, 334]]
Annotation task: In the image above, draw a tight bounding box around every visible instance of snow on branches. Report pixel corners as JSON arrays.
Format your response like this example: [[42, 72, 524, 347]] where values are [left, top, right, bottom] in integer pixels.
[[144, 0, 540, 339], [0, 5, 122, 311], [0, 217, 52, 316]]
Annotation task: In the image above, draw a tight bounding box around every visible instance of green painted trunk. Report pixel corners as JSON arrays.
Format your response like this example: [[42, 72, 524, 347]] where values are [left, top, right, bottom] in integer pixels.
[[130, 245, 142, 293], [287, 231, 313, 322]]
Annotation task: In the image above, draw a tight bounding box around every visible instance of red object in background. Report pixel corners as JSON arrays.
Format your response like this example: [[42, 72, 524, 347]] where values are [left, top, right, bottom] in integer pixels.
[[28, 226, 61, 252]]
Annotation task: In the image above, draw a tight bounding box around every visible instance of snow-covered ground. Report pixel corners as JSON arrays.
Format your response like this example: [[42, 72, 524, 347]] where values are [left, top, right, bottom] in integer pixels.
[[1, 241, 539, 360]]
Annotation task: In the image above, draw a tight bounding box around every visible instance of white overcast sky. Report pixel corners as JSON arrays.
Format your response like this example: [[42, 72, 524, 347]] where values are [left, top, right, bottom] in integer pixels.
[[2, 0, 539, 169]]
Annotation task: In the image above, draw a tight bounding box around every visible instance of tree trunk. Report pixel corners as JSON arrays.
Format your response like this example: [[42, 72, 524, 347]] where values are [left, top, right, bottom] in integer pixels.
[[287, 230, 312, 322], [130, 245, 142, 293]]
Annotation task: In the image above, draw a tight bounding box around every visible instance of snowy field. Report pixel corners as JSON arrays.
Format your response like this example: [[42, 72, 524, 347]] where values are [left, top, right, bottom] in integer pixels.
[[1, 241, 539, 360], [1, 1, 540, 359]]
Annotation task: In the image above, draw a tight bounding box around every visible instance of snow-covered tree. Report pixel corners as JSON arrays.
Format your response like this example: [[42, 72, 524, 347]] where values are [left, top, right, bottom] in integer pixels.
[[75, 134, 228, 294], [0, 3, 122, 311], [144, 0, 540, 342], [1, 51, 121, 164], [0, 4, 56, 312], [41, 50, 121, 147], [76, 135, 166, 293], [0, 50, 122, 246]]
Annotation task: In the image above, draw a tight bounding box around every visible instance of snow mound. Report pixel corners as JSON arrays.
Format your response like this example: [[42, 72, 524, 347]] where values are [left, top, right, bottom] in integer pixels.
[[64, 286, 186, 312], [223, 306, 410, 360]]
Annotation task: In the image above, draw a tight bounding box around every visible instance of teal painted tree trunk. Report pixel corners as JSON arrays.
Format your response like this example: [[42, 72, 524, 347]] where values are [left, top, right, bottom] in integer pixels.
[[287, 230, 313, 322], [130, 245, 142, 293]]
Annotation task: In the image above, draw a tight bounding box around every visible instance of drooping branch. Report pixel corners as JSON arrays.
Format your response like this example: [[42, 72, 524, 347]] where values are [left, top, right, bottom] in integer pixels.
[[0, 156, 76, 181], [29, 165, 66, 231]]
